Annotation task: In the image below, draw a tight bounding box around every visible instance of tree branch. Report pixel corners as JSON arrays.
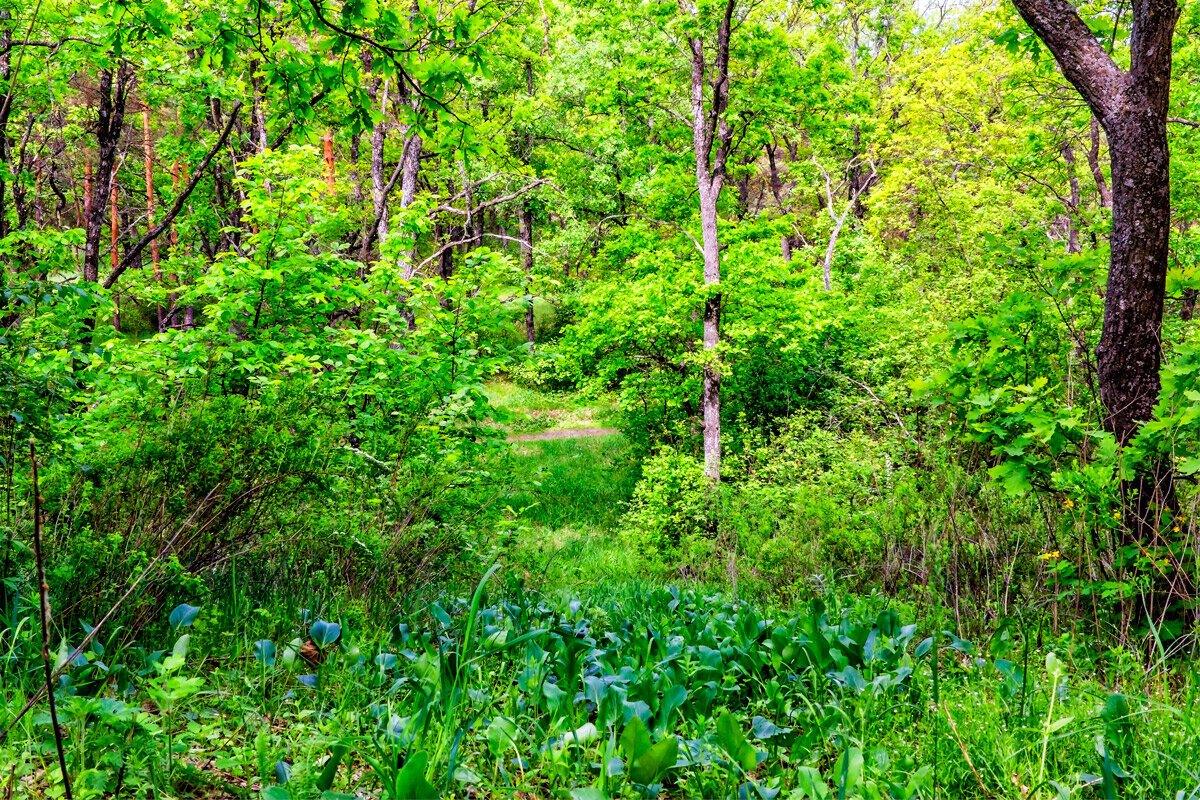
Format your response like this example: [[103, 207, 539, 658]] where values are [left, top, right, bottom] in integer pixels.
[[431, 177, 558, 216], [1009, 0, 1124, 124], [103, 101, 244, 289]]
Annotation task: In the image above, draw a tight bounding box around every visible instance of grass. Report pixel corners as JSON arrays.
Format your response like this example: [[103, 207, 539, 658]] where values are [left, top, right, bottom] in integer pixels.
[[486, 380, 619, 435], [497, 431, 644, 589], [500, 434, 637, 529]]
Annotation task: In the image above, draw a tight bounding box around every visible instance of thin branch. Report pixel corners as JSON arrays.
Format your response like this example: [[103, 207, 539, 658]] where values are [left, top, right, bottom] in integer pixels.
[[103, 101, 244, 289], [29, 440, 72, 799], [841, 375, 916, 444], [431, 177, 558, 216], [1169, 117, 1200, 128], [595, 213, 705, 257], [1, 35, 99, 54], [268, 90, 329, 150], [413, 232, 554, 273]]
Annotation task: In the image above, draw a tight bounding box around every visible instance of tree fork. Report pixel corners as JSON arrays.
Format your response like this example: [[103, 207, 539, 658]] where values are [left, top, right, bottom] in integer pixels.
[[1010, 0, 1183, 596]]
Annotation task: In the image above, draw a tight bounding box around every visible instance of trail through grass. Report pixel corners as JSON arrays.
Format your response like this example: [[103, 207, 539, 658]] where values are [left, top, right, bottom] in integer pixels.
[[486, 381, 619, 436], [500, 431, 642, 587]]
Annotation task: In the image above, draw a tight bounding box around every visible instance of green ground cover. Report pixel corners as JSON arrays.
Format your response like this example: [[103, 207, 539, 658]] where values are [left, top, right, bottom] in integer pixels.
[[5, 413, 1200, 799], [486, 382, 620, 436]]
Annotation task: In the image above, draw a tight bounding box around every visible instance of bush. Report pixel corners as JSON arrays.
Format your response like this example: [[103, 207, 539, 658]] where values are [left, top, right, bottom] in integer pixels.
[[620, 446, 711, 569]]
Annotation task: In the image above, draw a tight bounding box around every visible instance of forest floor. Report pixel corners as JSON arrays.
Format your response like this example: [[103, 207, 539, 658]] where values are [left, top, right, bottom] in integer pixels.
[[487, 380, 642, 588], [506, 427, 620, 441], [8, 384, 1194, 798], [485, 380, 620, 437]]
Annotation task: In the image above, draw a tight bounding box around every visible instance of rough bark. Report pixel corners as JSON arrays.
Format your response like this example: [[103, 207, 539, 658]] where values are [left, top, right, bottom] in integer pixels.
[[397, 108, 423, 281], [1010, 0, 1179, 545], [689, 0, 736, 483], [83, 65, 133, 284]]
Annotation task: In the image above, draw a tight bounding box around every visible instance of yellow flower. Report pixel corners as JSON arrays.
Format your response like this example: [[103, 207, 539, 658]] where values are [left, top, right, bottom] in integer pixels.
[[1039, 550, 1061, 561], [1063, 499, 1075, 509]]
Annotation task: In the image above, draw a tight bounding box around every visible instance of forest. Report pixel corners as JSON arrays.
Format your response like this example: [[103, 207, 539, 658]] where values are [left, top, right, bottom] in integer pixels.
[[0, 0, 1198, 795]]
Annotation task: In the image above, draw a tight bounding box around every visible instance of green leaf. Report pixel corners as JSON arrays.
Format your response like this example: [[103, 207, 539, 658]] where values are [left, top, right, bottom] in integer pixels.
[[620, 715, 652, 763], [629, 735, 678, 785], [569, 789, 609, 800], [316, 745, 349, 791], [1046, 715, 1075, 734], [253, 640, 277, 667], [393, 751, 438, 800], [168, 603, 201, 629], [486, 716, 519, 756], [794, 766, 830, 800], [309, 620, 342, 647], [716, 712, 757, 772]]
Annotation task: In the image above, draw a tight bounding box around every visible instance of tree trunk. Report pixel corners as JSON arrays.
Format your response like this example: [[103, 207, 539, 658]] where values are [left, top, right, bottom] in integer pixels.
[[251, 64, 267, 154], [110, 175, 119, 330], [397, 127, 422, 280], [83, 66, 133, 284], [323, 130, 335, 193], [522, 60, 536, 347], [0, 9, 12, 241], [370, 78, 390, 250], [143, 106, 163, 330], [688, 0, 735, 484], [1010, 0, 1180, 547], [1060, 139, 1082, 254], [521, 202, 535, 346]]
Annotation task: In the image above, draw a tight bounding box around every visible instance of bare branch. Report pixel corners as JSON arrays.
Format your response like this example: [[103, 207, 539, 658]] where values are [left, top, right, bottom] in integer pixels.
[[103, 102, 244, 290], [431, 177, 559, 216]]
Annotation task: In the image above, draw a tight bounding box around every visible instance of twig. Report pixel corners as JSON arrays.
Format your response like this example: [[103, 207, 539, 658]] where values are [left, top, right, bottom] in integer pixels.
[[0, 481, 256, 743], [431, 177, 559, 216], [1168, 117, 1200, 128], [29, 439, 72, 798], [412, 232, 554, 274], [103, 102, 244, 289], [593, 213, 705, 257], [943, 702, 992, 797], [840, 375, 918, 444]]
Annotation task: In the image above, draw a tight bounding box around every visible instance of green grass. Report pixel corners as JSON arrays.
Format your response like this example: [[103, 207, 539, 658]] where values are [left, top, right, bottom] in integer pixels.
[[494, 431, 643, 589], [499, 434, 637, 529], [486, 380, 620, 434]]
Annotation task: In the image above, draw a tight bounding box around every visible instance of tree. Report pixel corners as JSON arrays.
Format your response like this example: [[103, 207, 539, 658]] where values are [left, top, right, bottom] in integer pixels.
[[690, 0, 738, 483], [1010, 0, 1180, 534]]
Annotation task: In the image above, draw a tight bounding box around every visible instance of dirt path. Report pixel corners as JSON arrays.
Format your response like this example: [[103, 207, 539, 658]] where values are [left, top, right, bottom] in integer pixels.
[[507, 427, 620, 442]]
